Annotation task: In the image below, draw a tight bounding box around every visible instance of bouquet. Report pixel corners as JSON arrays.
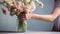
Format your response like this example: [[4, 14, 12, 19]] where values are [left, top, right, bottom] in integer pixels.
[[0, 0, 43, 32]]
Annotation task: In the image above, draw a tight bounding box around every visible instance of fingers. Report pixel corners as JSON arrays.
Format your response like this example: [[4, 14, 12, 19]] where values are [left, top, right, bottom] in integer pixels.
[[18, 11, 27, 20], [20, 14, 29, 20], [18, 14, 26, 20], [18, 12, 32, 21]]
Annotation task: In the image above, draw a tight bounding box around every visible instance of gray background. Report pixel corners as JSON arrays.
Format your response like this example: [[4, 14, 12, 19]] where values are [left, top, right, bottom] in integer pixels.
[[0, 0, 54, 31]]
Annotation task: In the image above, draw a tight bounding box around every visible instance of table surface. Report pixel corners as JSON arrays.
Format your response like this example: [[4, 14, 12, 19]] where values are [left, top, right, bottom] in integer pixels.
[[0, 31, 60, 34]]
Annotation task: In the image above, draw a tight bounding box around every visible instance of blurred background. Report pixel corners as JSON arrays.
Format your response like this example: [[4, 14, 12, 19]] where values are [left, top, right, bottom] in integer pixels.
[[0, 0, 54, 31]]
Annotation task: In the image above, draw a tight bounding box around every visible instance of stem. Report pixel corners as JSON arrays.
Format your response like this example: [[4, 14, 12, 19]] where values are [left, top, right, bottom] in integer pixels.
[[17, 18, 26, 31]]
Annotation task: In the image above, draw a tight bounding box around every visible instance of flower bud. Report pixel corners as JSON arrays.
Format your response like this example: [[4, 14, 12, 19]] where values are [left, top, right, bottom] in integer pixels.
[[2, 7, 8, 14], [17, 5, 24, 12]]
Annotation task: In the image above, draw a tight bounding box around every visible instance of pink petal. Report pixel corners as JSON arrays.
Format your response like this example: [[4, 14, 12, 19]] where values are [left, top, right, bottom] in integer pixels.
[[31, 5, 34, 10], [30, 5, 34, 11], [2, 7, 8, 14], [30, 4, 36, 12], [12, 2, 17, 7], [3, 0, 6, 2], [17, 5, 24, 11]]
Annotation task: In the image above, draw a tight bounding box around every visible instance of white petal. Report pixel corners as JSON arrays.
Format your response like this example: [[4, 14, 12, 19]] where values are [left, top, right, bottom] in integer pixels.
[[36, 0, 44, 8]]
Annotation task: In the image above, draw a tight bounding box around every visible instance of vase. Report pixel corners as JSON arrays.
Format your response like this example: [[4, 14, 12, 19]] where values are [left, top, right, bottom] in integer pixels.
[[17, 19, 27, 32]]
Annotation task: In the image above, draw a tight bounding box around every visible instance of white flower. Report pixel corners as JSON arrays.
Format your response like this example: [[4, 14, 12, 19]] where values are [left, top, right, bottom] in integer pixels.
[[26, 0, 30, 2], [30, 2, 36, 12], [4, 0, 15, 6], [36, 0, 44, 8]]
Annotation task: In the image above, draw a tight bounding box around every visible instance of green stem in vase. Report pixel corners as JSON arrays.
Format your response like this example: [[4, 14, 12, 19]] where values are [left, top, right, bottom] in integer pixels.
[[17, 19, 26, 31]]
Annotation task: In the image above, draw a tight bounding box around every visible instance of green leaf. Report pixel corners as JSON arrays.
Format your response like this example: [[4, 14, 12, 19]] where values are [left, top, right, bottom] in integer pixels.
[[17, 20, 26, 31]]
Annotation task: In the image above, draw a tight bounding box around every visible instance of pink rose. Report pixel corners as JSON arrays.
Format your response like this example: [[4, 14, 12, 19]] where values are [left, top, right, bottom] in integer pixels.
[[17, 5, 24, 12], [3, 0, 7, 2], [3, 0, 5, 2], [12, 2, 17, 7], [30, 3, 36, 12], [12, 2, 24, 12], [2, 7, 8, 14]]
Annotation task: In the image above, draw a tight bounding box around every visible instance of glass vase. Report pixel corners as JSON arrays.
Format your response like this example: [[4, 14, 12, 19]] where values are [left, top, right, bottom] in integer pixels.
[[17, 19, 27, 32]]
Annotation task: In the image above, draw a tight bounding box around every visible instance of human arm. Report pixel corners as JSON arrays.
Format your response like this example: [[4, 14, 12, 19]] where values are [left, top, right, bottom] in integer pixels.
[[31, 7, 60, 22]]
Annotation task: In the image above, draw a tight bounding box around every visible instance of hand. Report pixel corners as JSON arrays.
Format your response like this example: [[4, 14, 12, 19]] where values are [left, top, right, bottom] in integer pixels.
[[18, 11, 32, 21], [18, 2, 36, 21]]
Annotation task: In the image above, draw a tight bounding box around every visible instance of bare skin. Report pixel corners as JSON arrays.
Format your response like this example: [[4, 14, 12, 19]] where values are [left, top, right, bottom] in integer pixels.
[[31, 7, 60, 22], [19, 6, 60, 22]]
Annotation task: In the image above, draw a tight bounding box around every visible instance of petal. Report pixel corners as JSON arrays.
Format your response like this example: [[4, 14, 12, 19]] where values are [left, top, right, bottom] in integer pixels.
[[26, 0, 30, 2], [36, 0, 44, 8], [17, 5, 24, 11], [2, 7, 8, 14], [12, 3, 17, 7], [3, 0, 6, 2], [30, 2, 36, 12]]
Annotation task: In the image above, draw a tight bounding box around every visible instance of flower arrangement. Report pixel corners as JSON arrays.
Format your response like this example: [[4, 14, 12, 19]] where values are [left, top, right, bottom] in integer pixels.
[[0, 0, 43, 32]]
